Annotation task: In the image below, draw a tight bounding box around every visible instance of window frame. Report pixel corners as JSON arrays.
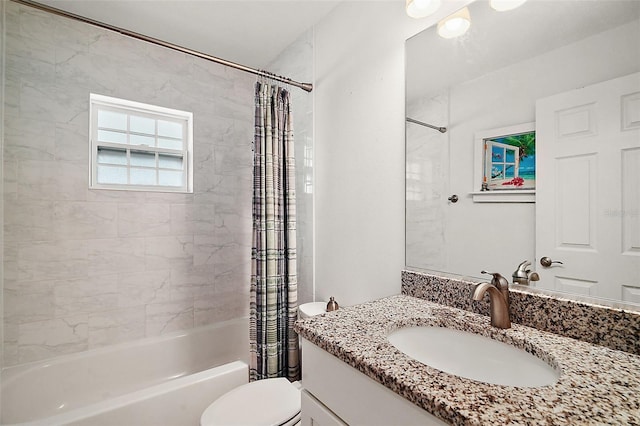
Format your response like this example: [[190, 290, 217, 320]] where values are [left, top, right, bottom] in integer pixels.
[[485, 140, 520, 184], [89, 94, 194, 193]]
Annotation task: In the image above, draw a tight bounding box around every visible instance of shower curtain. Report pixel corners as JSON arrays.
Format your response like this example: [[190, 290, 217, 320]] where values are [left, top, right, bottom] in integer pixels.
[[249, 81, 299, 382]]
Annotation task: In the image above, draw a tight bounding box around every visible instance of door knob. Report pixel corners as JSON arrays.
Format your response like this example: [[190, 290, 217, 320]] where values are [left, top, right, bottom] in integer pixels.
[[448, 194, 459, 203], [540, 257, 563, 267]]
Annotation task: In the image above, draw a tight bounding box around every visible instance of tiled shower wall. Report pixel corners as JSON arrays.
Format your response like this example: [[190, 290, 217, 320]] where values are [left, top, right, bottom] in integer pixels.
[[267, 29, 314, 305], [2, 2, 313, 367], [405, 92, 448, 272]]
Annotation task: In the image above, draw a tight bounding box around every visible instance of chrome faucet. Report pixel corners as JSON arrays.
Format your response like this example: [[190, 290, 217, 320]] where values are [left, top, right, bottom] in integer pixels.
[[512, 260, 540, 285], [472, 271, 511, 329]]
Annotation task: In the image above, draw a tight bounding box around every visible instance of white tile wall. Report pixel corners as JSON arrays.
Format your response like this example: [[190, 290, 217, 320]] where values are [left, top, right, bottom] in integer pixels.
[[405, 92, 449, 272], [2, 2, 313, 366], [267, 29, 315, 305]]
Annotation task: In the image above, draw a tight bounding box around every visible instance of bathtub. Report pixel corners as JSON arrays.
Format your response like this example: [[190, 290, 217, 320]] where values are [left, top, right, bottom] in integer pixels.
[[1, 318, 249, 426]]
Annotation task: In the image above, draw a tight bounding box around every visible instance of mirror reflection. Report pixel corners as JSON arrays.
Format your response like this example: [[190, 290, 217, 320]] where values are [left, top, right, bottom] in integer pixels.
[[405, 0, 640, 306]]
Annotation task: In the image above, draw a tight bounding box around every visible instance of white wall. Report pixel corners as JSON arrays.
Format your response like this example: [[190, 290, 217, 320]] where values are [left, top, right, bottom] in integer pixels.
[[312, 1, 469, 306]]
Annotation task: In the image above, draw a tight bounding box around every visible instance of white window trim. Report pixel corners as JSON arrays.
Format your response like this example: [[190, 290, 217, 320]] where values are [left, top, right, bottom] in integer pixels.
[[485, 140, 520, 181], [89, 93, 194, 193]]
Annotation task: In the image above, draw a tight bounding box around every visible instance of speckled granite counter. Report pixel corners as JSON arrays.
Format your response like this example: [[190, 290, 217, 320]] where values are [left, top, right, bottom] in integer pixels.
[[402, 270, 640, 355], [295, 295, 640, 425]]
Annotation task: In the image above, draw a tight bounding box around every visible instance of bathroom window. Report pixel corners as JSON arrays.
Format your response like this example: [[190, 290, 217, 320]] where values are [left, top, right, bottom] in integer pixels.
[[89, 94, 193, 193]]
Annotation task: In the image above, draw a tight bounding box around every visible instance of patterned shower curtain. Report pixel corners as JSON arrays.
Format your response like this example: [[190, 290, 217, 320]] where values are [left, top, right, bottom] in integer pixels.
[[249, 81, 299, 382]]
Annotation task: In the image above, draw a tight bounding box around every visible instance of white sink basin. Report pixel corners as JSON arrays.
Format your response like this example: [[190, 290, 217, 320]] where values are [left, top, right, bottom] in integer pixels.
[[388, 326, 560, 387]]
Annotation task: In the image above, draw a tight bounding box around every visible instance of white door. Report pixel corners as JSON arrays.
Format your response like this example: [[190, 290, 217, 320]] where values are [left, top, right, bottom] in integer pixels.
[[536, 72, 640, 303]]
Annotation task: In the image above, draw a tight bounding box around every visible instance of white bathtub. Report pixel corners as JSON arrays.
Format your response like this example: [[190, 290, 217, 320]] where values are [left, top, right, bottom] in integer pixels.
[[1, 318, 249, 426]]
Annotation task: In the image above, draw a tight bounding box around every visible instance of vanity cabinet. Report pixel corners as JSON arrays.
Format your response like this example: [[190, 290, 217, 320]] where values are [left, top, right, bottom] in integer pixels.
[[301, 390, 347, 426], [297, 295, 640, 424], [300, 339, 447, 426]]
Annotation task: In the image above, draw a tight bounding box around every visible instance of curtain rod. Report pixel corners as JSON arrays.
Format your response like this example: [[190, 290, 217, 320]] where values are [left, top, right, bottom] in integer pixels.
[[10, 0, 314, 93], [406, 117, 447, 133]]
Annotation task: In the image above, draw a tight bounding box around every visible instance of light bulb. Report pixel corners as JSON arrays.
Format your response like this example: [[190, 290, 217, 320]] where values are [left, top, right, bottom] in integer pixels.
[[437, 7, 471, 39], [406, 0, 442, 19], [444, 17, 465, 32], [490, 0, 528, 12]]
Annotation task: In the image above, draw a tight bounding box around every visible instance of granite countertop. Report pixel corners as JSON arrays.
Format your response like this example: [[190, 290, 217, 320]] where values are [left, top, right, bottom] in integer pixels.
[[294, 295, 640, 425]]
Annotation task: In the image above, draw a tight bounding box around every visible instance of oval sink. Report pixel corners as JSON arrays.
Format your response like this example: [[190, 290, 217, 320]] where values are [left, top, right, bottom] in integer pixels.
[[388, 326, 559, 387]]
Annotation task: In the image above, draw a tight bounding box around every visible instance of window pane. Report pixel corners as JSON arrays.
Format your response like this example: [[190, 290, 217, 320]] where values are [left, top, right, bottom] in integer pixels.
[[98, 110, 127, 130], [130, 150, 156, 167], [130, 134, 155, 147], [491, 145, 503, 162], [97, 147, 127, 165], [492, 165, 504, 180], [97, 165, 127, 184], [91, 96, 192, 193], [506, 149, 515, 163], [130, 115, 155, 135], [98, 129, 127, 144], [157, 138, 183, 150], [130, 168, 156, 185], [158, 170, 183, 187], [158, 154, 183, 170], [158, 120, 183, 139], [505, 165, 515, 178]]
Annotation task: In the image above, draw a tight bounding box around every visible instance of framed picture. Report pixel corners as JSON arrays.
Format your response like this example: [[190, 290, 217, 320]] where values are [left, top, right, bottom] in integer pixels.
[[472, 122, 535, 202]]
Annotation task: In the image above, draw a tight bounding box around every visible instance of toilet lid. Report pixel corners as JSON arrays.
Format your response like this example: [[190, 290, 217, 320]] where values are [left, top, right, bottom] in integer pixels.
[[201, 377, 301, 426]]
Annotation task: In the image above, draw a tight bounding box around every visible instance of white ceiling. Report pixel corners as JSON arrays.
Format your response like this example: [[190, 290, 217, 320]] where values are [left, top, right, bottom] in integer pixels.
[[35, 0, 342, 69]]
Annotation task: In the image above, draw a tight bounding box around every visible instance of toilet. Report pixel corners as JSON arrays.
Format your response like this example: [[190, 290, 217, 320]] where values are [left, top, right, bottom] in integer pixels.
[[200, 377, 301, 426], [200, 301, 328, 426], [298, 301, 328, 319]]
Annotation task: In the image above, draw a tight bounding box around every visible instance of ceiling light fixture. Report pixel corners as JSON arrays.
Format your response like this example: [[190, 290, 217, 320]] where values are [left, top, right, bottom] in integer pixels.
[[437, 7, 471, 39], [490, 0, 528, 12], [406, 0, 442, 19]]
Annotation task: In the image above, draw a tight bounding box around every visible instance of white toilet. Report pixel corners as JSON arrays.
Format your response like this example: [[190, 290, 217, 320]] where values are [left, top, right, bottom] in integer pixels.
[[200, 301, 328, 426], [297, 301, 328, 319]]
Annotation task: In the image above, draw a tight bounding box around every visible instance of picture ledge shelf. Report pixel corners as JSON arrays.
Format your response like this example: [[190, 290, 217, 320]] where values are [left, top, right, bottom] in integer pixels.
[[470, 190, 535, 203]]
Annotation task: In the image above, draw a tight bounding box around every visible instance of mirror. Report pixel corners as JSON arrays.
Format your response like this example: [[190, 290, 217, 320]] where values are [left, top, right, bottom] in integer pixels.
[[405, 0, 640, 306]]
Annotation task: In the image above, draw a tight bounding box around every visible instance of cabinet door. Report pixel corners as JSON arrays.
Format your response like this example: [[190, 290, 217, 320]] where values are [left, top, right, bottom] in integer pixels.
[[302, 339, 448, 426], [301, 390, 347, 426]]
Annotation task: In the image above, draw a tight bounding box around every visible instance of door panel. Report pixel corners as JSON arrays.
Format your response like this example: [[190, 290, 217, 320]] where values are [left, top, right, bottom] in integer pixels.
[[556, 155, 595, 249], [622, 148, 640, 255]]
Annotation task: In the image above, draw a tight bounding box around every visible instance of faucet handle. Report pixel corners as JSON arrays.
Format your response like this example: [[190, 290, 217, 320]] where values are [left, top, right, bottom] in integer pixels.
[[481, 271, 509, 290], [517, 260, 532, 271], [512, 260, 532, 281]]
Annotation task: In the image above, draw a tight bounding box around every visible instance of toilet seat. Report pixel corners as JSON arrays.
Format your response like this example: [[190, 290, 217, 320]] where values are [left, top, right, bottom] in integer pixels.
[[200, 377, 301, 426]]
